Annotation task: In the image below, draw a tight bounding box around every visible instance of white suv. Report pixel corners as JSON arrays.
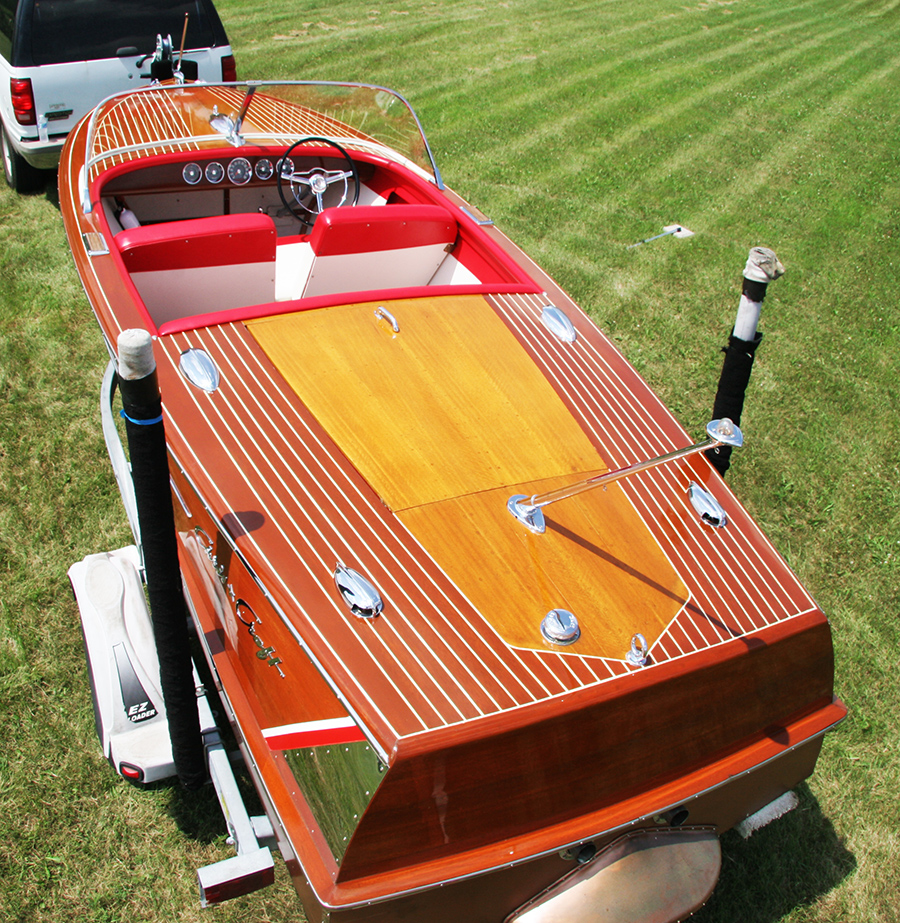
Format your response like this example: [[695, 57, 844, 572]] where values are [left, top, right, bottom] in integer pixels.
[[1, 0, 235, 192]]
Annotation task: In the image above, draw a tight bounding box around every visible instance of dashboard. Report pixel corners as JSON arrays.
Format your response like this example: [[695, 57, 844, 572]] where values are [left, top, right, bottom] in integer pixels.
[[181, 156, 292, 187], [102, 152, 376, 196]]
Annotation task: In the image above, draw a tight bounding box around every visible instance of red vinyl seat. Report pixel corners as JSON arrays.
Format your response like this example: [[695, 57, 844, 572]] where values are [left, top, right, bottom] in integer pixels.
[[117, 212, 276, 273], [307, 204, 457, 257]]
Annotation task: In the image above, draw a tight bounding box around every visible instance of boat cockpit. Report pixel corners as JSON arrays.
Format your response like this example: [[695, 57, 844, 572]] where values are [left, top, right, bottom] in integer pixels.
[[81, 82, 541, 334]]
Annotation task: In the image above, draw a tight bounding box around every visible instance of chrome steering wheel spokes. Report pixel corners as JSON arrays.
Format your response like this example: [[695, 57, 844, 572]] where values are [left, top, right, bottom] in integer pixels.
[[276, 135, 360, 224]]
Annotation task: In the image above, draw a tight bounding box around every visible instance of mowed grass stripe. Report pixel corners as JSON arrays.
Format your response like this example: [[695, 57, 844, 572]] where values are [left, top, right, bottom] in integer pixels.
[[478, 1, 890, 156], [384, 1, 881, 217], [638, 39, 900, 212]]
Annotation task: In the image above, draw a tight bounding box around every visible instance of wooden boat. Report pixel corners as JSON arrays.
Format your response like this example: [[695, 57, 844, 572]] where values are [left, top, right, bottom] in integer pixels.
[[59, 78, 846, 922]]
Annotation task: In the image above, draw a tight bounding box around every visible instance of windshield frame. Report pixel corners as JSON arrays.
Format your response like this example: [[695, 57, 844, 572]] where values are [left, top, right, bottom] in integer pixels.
[[80, 80, 444, 213]]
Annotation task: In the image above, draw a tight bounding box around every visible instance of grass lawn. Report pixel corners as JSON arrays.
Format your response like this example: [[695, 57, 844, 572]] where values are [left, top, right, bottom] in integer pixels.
[[1, 0, 898, 919]]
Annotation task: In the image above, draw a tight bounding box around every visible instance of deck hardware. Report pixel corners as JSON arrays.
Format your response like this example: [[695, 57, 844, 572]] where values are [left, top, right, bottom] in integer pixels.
[[626, 633, 649, 666], [334, 564, 383, 619], [460, 206, 494, 226], [508, 418, 743, 534], [179, 348, 220, 392], [560, 841, 598, 863], [667, 806, 691, 827], [540, 609, 580, 646], [540, 304, 577, 343], [235, 599, 260, 627], [687, 482, 728, 528], [236, 599, 284, 676], [209, 87, 258, 147], [374, 306, 399, 333], [82, 231, 109, 256]]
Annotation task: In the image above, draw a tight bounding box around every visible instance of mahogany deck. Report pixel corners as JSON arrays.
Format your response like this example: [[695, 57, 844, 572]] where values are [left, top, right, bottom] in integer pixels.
[[86, 85, 399, 187], [246, 294, 689, 659], [151, 288, 819, 755]]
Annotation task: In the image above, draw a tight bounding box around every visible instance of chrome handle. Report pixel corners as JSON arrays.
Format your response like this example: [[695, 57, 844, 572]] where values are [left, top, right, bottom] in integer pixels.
[[374, 306, 399, 333]]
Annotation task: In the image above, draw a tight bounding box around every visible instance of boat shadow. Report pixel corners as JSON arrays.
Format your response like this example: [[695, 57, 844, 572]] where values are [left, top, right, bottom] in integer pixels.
[[153, 634, 268, 846], [159, 775, 854, 914], [692, 783, 855, 922], [165, 762, 265, 846], [41, 174, 61, 209]]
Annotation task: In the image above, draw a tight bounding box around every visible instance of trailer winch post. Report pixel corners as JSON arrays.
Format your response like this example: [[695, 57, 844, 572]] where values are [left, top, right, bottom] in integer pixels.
[[706, 247, 784, 476], [116, 329, 206, 790]]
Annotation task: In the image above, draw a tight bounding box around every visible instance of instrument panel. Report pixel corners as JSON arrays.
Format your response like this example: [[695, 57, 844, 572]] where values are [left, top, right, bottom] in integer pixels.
[[181, 156, 292, 187], [101, 152, 377, 199]]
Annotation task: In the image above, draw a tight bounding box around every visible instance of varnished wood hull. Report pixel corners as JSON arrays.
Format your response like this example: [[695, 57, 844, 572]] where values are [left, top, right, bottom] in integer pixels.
[[59, 82, 845, 921]]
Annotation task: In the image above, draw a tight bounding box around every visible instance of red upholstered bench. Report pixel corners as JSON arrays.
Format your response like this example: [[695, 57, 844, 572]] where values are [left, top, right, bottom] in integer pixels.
[[307, 204, 456, 256], [116, 212, 276, 273], [115, 213, 277, 327], [295, 204, 458, 298]]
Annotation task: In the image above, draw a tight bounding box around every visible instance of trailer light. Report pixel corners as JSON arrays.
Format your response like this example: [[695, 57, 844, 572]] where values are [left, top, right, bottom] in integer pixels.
[[119, 762, 144, 782], [10, 78, 36, 125], [198, 848, 275, 906]]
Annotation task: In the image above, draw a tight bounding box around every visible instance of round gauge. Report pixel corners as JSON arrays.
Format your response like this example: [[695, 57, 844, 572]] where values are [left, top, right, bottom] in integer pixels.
[[255, 158, 274, 181], [182, 162, 202, 185], [227, 157, 252, 186], [276, 157, 294, 178], [205, 161, 225, 184]]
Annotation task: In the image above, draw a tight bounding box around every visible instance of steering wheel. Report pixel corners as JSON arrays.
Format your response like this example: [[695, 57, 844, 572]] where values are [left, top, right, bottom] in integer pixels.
[[276, 136, 360, 225]]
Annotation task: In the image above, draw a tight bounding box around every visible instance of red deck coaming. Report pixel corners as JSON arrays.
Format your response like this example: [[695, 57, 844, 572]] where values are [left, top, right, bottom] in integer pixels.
[[59, 117, 154, 342]]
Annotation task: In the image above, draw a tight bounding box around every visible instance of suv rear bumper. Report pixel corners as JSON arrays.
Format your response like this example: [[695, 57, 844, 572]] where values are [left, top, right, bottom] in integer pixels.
[[13, 135, 65, 169]]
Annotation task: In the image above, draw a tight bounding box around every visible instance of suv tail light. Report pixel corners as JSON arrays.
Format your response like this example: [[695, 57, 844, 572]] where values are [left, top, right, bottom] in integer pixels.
[[10, 78, 36, 126], [221, 55, 236, 82]]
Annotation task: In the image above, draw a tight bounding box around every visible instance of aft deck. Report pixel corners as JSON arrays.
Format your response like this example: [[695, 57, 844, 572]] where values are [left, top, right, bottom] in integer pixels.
[[153, 288, 822, 747]]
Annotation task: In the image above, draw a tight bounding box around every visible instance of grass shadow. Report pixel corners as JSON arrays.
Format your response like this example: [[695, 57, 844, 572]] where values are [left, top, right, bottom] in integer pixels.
[[44, 172, 60, 210], [163, 739, 268, 846], [162, 638, 267, 846], [693, 783, 855, 922]]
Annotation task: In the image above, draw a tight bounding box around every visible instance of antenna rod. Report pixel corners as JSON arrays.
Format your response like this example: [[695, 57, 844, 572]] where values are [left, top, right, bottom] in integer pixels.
[[178, 13, 188, 67], [508, 418, 743, 534]]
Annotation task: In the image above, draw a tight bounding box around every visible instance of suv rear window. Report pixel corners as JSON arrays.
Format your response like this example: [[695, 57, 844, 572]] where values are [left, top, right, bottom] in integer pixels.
[[29, 0, 225, 65]]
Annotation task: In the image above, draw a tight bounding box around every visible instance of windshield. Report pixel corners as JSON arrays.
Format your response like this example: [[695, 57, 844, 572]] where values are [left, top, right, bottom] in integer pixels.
[[30, 0, 226, 65], [82, 81, 442, 207]]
